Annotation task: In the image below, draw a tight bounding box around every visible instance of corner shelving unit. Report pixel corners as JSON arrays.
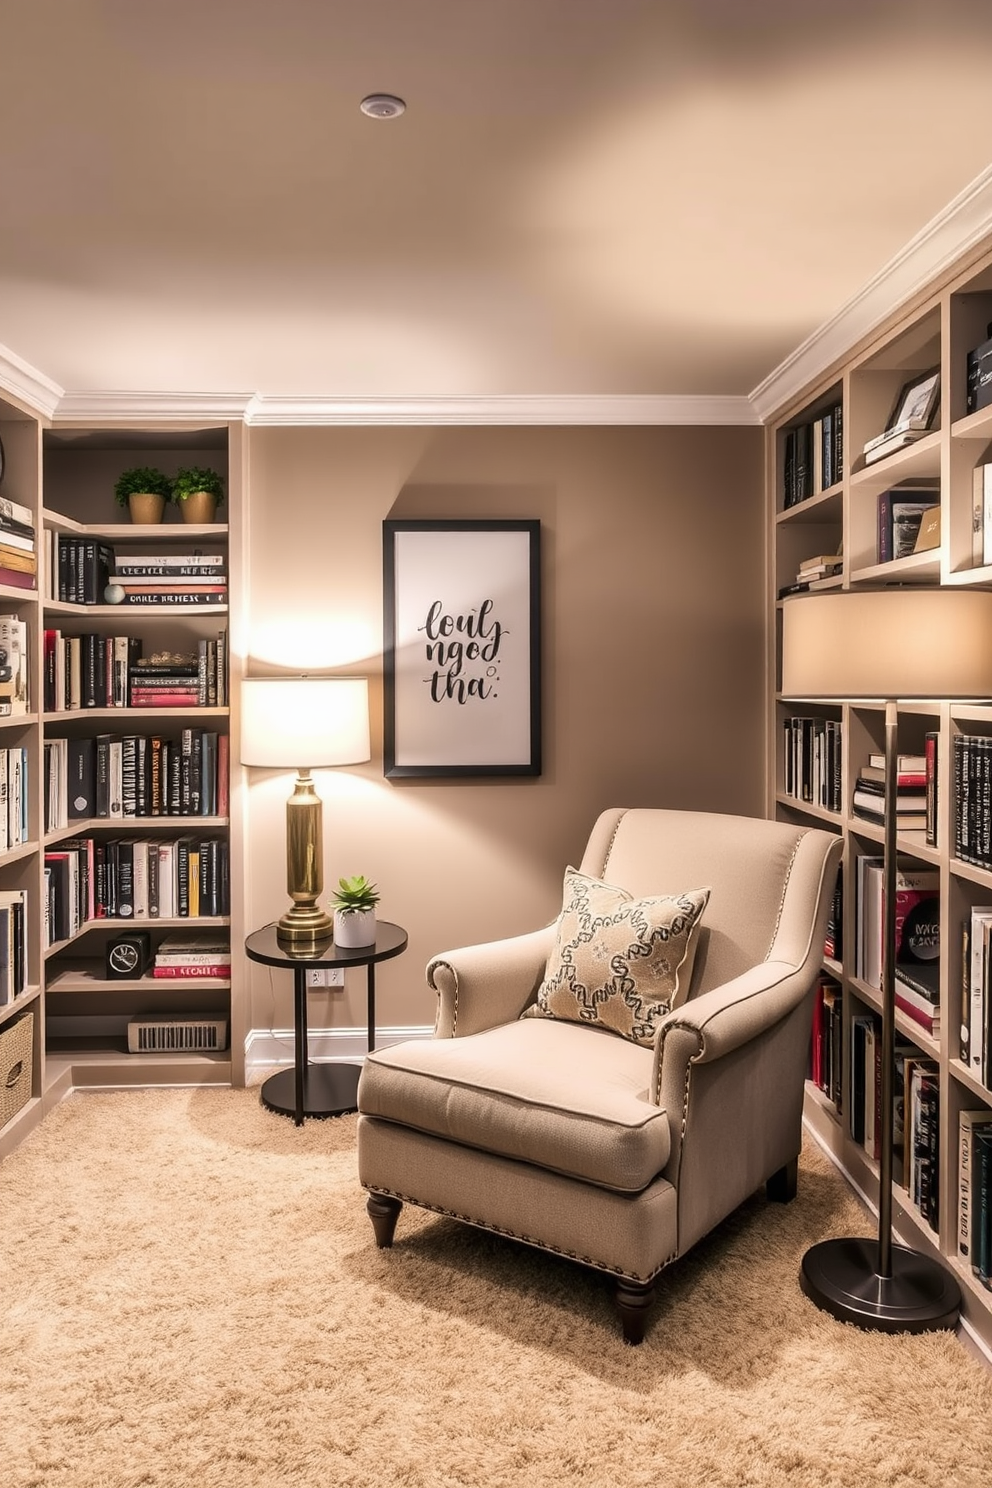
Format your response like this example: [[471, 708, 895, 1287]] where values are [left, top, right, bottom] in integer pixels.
[[0, 410, 246, 1160], [767, 232, 992, 1355]]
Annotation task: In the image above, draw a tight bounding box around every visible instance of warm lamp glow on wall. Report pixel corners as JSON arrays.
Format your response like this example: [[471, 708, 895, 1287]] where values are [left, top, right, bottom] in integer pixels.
[[241, 676, 371, 948], [782, 587, 992, 1334]]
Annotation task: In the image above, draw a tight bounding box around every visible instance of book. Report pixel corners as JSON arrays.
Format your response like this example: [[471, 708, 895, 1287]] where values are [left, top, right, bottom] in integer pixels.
[[798, 553, 842, 573], [925, 731, 939, 848], [111, 591, 227, 607], [112, 553, 225, 573], [869, 753, 926, 772], [974, 1128, 992, 1288], [66, 736, 97, 818], [912, 504, 941, 554], [864, 429, 929, 465], [0, 565, 37, 590], [0, 493, 34, 528], [858, 765, 927, 788]]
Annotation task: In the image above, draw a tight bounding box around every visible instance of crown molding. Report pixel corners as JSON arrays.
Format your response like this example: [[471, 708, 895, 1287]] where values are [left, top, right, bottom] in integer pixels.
[[242, 392, 757, 425], [52, 390, 254, 425], [0, 341, 63, 419], [750, 163, 992, 423]]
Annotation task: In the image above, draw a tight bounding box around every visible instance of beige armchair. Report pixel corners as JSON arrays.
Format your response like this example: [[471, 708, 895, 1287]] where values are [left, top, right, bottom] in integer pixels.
[[357, 807, 841, 1343]]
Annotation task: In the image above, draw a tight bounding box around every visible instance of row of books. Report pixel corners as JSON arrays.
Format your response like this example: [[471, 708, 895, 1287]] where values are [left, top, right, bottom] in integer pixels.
[[152, 931, 231, 980], [850, 1016, 940, 1225], [43, 630, 229, 712], [876, 486, 939, 563], [854, 854, 940, 1035], [0, 614, 29, 717], [809, 974, 843, 1110], [44, 729, 229, 831], [955, 733, 992, 869], [959, 1110, 992, 1290], [0, 747, 29, 854], [781, 716, 842, 812], [0, 888, 28, 1006], [782, 402, 844, 507], [851, 743, 938, 844], [961, 905, 992, 1090], [46, 539, 227, 608], [44, 834, 230, 944], [0, 493, 36, 592]]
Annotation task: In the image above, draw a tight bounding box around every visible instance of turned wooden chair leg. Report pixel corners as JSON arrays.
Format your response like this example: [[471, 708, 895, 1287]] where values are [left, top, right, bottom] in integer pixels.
[[615, 1280, 655, 1345], [766, 1157, 798, 1203], [367, 1193, 403, 1248]]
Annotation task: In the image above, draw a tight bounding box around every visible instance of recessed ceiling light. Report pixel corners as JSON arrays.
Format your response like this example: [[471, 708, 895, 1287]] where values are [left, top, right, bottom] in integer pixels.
[[360, 94, 406, 120]]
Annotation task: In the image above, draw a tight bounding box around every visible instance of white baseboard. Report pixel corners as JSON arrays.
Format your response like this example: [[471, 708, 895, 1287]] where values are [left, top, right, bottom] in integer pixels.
[[245, 1023, 432, 1079]]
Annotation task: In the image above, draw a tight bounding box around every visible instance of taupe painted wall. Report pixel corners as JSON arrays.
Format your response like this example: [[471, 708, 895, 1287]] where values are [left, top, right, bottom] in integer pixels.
[[244, 424, 765, 1037]]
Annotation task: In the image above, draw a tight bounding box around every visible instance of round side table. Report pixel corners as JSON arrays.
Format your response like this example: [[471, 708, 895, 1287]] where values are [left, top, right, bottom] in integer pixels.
[[245, 921, 408, 1125]]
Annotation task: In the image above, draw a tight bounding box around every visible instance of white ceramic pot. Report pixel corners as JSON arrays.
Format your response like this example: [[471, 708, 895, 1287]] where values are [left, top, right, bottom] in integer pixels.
[[333, 908, 377, 948]]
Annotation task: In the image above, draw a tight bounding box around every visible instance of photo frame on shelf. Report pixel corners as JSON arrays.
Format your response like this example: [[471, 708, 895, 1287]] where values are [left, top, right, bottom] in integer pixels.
[[886, 367, 940, 432], [382, 518, 541, 778]]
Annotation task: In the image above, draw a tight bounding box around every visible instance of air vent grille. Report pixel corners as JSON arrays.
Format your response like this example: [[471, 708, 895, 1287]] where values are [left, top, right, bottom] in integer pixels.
[[127, 1016, 228, 1053]]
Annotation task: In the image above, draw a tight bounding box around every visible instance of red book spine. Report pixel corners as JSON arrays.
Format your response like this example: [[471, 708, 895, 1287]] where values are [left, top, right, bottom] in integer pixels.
[[152, 963, 230, 978]]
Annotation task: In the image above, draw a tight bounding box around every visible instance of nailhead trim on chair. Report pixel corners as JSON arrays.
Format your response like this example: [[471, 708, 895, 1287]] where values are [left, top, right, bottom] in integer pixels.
[[599, 807, 630, 875], [364, 1184, 676, 1284], [765, 829, 805, 962]]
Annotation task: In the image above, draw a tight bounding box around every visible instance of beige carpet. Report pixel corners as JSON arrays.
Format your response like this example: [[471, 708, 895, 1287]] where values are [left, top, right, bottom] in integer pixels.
[[2, 1089, 992, 1488]]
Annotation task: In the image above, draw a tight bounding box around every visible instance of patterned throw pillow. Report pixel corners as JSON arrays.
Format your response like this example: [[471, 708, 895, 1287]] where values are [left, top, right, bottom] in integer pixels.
[[527, 868, 710, 1047]]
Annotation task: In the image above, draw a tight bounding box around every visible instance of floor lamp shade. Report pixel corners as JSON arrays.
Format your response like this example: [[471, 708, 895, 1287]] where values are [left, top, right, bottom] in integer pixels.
[[782, 589, 992, 1333], [241, 677, 371, 947], [781, 589, 992, 699]]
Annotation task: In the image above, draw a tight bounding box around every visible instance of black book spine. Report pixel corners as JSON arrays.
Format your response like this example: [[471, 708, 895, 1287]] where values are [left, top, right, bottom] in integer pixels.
[[117, 840, 134, 918], [121, 736, 138, 818]]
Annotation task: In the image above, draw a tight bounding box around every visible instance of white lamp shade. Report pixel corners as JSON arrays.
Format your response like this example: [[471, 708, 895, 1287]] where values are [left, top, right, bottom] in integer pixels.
[[240, 676, 371, 768], [781, 590, 992, 699]]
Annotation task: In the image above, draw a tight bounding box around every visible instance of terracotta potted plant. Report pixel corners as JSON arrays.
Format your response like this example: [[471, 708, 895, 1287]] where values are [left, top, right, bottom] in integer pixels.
[[331, 874, 380, 948], [172, 466, 225, 525], [113, 467, 173, 524]]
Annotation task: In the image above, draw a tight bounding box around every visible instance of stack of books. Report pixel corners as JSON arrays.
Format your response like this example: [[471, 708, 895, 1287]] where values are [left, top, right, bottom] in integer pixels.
[[776, 552, 842, 599], [852, 753, 928, 831], [0, 495, 37, 591], [109, 550, 227, 607], [151, 931, 231, 980]]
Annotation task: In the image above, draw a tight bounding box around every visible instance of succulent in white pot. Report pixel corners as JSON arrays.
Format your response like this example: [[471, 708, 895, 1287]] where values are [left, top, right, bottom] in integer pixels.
[[331, 874, 380, 947]]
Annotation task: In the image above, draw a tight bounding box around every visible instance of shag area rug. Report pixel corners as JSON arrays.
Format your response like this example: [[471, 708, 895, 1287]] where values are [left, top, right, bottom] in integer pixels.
[[2, 1087, 992, 1488]]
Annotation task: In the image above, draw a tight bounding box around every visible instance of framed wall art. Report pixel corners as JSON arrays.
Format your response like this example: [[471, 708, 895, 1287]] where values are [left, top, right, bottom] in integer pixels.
[[382, 519, 541, 778]]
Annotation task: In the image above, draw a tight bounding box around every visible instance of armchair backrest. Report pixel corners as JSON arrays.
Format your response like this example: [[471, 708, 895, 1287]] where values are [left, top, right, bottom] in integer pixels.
[[578, 808, 839, 998]]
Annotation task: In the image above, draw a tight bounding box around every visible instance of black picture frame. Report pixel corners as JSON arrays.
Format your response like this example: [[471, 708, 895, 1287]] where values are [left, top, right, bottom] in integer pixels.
[[886, 367, 940, 431], [382, 519, 541, 778]]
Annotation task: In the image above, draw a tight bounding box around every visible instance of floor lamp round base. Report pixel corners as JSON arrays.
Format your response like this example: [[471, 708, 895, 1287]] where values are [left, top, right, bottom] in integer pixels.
[[800, 1237, 961, 1333]]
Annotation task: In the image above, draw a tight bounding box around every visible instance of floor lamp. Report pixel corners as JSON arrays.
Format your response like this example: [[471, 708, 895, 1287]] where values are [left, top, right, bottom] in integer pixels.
[[241, 676, 371, 949], [782, 587, 992, 1332]]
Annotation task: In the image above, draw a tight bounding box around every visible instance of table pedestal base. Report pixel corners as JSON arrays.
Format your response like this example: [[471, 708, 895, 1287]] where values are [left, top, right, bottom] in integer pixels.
[[260, 1062, 361, 1122]]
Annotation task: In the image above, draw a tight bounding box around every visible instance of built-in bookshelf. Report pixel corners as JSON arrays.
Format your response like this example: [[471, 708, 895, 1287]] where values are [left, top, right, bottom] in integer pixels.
[[768, 233, 992, 1353], [0, 413, 245, 1158]]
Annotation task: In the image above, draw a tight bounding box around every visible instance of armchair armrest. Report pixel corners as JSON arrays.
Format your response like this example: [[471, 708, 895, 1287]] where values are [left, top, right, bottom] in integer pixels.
[[651, 959, 804, 1103], [427, 924, 556, 1038]]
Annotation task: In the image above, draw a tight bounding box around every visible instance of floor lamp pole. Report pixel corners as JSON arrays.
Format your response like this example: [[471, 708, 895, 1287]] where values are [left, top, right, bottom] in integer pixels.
[[799, 701, 961, 1332]]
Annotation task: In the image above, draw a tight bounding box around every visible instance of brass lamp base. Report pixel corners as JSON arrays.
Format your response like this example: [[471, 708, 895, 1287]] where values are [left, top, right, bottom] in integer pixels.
[[275, 903, 333, 949], [276, 767, 332, 950]]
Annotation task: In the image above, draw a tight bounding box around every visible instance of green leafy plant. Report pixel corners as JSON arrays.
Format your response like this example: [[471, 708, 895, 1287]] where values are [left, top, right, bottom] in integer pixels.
[[113, 466, 173, 507], [172, 466, 226, 505], [331, 874, 380, 915]]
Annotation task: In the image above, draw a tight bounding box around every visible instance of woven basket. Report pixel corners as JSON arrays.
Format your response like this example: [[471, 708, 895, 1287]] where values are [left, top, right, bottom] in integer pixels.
[[0, 1010, 34, 1130]]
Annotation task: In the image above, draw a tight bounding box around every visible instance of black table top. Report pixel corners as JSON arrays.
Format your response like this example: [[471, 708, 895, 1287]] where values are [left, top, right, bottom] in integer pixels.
[[245, 920, 408, 970]]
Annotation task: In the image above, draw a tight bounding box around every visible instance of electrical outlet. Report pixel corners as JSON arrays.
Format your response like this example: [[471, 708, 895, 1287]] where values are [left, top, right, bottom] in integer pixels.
[[306, 968, 345, 988]]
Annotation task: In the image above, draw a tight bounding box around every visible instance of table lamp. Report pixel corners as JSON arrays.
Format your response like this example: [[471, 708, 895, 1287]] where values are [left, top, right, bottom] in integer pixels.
[[241, 676, 370, 948], [782, 587, 992, 1332]]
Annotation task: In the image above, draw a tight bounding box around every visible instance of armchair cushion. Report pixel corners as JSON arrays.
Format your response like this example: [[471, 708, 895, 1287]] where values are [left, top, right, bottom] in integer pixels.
[[358, 1018, 670, 1193], [524, 867, 710, 1046]]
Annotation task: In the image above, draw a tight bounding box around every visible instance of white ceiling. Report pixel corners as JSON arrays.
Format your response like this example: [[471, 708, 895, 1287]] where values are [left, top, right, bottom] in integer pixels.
[[3, 0, 992, 415]]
